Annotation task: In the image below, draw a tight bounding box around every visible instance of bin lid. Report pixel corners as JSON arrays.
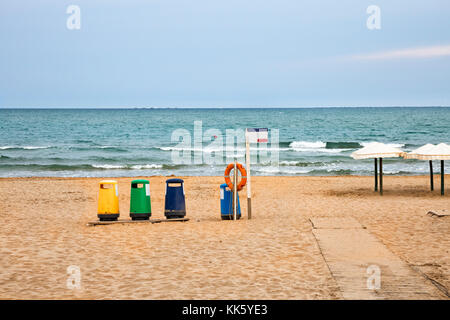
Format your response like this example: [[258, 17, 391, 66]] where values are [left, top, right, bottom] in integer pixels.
[[220, 183, 228, 188], [166, 178, 184, 184], [131, 179, 149, 184], [99, 180, 117, 185]]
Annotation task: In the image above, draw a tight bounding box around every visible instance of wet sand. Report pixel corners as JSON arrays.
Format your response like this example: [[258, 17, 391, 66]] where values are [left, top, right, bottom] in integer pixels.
[[0, 176, 449, 299]]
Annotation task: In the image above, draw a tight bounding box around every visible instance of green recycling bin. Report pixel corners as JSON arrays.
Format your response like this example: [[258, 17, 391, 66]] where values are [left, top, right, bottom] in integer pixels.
[[130, 179, 151, 220]]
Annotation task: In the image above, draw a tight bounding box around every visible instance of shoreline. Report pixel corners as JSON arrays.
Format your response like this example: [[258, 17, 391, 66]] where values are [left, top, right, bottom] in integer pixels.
[[0, 174, 447, 179]]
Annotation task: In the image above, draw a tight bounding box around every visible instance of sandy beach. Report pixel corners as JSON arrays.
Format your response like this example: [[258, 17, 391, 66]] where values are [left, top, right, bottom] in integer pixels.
[[0, 175, 449, 299]]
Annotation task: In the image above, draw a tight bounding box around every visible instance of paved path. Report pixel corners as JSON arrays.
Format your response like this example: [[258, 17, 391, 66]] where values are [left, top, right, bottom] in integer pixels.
[[310, 217, 445, 300]]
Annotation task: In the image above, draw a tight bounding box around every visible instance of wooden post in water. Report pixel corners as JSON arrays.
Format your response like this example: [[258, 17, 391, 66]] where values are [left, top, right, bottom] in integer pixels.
[[379, 157, 383, 195], [374, 158, 378, 192], [441, 160, 445, 196], [429, 160, 434, 191]]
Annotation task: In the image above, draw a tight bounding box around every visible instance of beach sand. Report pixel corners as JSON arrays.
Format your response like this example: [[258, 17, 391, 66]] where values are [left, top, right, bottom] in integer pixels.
[[0, 176, 449, 299]]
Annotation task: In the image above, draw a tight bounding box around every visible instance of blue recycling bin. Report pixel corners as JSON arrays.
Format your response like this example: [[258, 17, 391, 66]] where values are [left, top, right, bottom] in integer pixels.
[[164, 178, 186, 219], [220, 183, 241, 220]]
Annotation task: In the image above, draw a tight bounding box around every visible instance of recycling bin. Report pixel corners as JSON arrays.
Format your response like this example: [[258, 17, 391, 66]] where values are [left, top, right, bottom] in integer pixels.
[[130, 179, 152, 220], [220, 183, 241, 220], [97, 180, 120, 221], [164, 178, 186, 219]]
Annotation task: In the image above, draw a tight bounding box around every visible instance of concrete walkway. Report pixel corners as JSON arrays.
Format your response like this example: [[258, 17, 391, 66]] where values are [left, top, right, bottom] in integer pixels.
[[310, 217, 445, 300]]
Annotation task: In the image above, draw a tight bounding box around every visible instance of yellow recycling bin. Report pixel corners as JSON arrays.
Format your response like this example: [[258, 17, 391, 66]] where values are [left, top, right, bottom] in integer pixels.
[[97, 180, 120, 221]]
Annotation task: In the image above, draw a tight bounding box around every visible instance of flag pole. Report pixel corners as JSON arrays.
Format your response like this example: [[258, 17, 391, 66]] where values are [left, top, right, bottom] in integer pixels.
[[245, 129, 252, 219]]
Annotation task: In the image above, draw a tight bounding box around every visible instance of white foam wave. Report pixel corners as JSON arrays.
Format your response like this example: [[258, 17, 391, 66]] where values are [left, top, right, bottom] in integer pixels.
[[360, 142, 405, 148], [279, 160, 300, 166], [92, 164, 126, 169], [0, 145, 51, 150], [288, 141, 349, 153], [290, 147, 348, 153], [92, 164, 163, 170], [159, 146, 288, 152], [130, 164, 163, 169], [289, 141, 326, 149], [255, 166, 312, 174]]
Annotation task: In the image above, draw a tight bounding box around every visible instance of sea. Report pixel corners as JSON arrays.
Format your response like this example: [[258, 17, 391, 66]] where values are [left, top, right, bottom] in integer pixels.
[[0, 107, 449, 177]]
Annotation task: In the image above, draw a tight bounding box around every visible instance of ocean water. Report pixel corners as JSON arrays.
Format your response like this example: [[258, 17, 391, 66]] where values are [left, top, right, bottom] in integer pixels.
[[0, 107, 449, 177]]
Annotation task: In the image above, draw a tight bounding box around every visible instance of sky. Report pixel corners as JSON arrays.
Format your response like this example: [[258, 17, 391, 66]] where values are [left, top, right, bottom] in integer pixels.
[[1, 0, 450, 108]]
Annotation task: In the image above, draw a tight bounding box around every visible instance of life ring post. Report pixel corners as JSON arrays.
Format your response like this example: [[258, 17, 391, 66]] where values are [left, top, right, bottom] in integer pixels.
[[223, 161, 247, 221], [224, 163, 247, 191]]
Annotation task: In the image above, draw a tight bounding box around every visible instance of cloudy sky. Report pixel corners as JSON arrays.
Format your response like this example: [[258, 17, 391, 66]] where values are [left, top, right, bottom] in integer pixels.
[[1, 0, 450, 107]]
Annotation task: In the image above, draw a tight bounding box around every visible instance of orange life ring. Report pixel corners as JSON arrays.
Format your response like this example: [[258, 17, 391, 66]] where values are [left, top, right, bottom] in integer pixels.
[[224, 163, 247, 191]]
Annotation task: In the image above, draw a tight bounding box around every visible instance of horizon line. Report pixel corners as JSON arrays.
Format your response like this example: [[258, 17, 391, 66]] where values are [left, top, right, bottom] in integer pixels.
[[1, 105, 450, 110]]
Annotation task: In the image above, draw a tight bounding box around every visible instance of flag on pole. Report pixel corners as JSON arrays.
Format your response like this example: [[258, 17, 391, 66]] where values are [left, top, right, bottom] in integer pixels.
[[246, 128, 268, 143]]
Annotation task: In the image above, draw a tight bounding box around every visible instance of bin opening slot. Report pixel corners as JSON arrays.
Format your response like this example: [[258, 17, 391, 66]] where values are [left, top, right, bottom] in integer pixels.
[[132, 183, 144, 188], [101, 184, 114, 189], [168, 183, 182, 187]]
